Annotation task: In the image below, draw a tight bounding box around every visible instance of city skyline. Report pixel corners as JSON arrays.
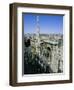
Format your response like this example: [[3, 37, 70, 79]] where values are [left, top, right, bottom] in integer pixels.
[[23, 13, 63, 34]]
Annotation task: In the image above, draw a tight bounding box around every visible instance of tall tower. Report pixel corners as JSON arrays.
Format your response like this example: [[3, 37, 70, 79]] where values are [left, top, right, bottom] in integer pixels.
[[35, 16, 40, 55], [36, 16, 40, 36]]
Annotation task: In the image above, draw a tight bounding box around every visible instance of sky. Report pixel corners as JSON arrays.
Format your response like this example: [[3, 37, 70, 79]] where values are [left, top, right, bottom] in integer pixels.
[[23, 13, 63, 34]]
